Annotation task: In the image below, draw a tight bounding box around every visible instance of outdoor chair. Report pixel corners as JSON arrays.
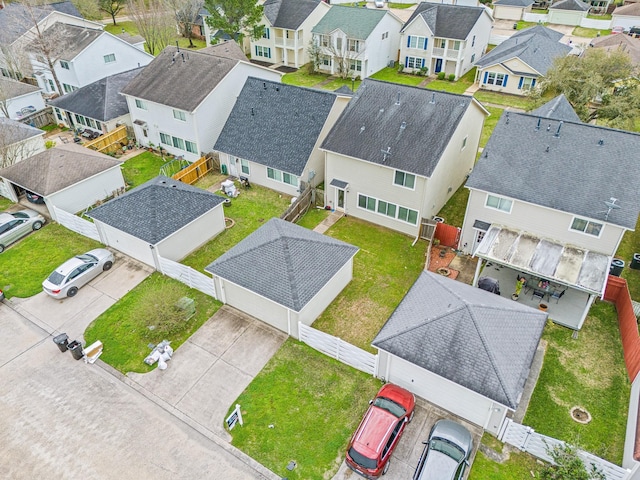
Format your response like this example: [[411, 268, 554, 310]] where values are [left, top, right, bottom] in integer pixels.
[[550, 288, 566, 303], [532, 289, 546, 301]]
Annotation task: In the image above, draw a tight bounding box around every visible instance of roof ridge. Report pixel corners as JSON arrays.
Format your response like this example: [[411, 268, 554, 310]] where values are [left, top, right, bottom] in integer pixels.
[[276, 223, 301, 310], [374, 304, 468, 343]]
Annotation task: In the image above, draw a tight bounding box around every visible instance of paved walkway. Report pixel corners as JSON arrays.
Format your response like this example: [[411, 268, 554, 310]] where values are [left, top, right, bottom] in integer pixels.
[[313, 210, 344, 234]]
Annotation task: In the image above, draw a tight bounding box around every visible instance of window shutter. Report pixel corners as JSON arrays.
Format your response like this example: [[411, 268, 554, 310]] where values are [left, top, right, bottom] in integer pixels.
[[421, 58, 425, 68], [503, 74, 509, 87], [518, 77, 523, 89], [407, 36, 411, 48], [405, 57, 408, 67], [423, 38, 428, 50], [483, 71, 488, 84], [532, 78, 536, 87], [255, 46, 259, 56]]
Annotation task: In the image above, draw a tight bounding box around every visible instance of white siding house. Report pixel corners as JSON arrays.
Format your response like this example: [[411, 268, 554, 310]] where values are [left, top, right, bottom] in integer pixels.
[[0, 118, 45, 168], [0, 77, 45, 120]]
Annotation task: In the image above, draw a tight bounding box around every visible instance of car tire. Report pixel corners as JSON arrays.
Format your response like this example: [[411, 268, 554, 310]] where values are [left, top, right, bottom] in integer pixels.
[[382, 460, 390, 475], [32, 221, 43, 231], [103, 261, 113, 271], [0, 244, 4, 253], [67, 287, 78, 297]]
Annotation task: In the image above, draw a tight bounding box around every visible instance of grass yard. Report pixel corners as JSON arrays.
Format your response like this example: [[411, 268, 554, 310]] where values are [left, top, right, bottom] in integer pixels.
[[122, 152, 166, 187], [182, 184, 292, 272], [228, 339, 382, 480], [0, 196, 14, 211], [312, 217, 427, 351], [388, 2, 416, 7], [103, 21, 207, 52], [523, 301, 630, 464], [320, 77, 361, 92], [281, 68, 329, 88], [473, 90, 535, 110], [369, 67, 425, 87], [425, 67, 476, 95], [437, 185, 469, 228], [481, 106, 504, 147], [517, 21, 542, 30], [618, 215, 640, 300], [0, 223, 102, 298], [469, 435, 541, 480], [84, 273, 221, 374], [296, 207, 330, 230], [573, 26, 611, 37]]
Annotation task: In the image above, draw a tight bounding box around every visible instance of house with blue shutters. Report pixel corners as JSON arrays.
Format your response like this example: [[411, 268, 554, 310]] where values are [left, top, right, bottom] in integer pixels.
[[474, 25, 572, 96], [398, 3, 492, 79]]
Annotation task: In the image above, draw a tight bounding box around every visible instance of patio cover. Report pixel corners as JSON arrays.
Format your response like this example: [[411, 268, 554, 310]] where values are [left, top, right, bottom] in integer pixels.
[[474, 225, 610, 296]]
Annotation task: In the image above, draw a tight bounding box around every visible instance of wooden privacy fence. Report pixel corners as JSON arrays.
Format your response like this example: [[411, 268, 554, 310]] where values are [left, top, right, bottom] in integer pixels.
[[281, 185, 312, 223], [172, 156, 211, 184], [19, 106, 54, 128], [84, 125, 127, 153]]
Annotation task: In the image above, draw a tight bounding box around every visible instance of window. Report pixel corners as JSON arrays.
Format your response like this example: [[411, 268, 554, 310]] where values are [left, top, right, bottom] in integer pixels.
[[377, 200, 396, 218], [173, 109, 186, 121], [319, 34, 329, 47], [571, 217, 603, 236], [74, 113, 86, 126], [283, 172, 297, 186], [485, 72, 507, 86], [381, 32, 388, 40], [475, 229, 485, 244], [394, 170, 415, 189], [267, 167, 298, 187], [255, 45, 271, 58], [103, 53, 116, 63], [135, 99, 147, 110], [55, 108, 63, 121], [350, 59, 362, 72], [60, 60, 69, 69], [398, 206, 418, 225], [472, 35, 476, 47], [358, 194, 376, 211], [518, 77, 536, 90], [357, 194, 419, 225], [405, 56, 423, 69], [240, 158, 249, 175], [172, 136, 185, 150], [449, 40, 461, 51], [262, 28, 270, 39], [407, 35, 427, 50], [160, 132, 172, 145], [435, 38, 446, 49], [185, 140, 198, 154], [0, 67, 9, 77], [63, 83, 76, 93], [348, 39, 361, 52], [471, 53, 475, 63], [336, 37, 342, 51], [321, 55, 332, 66], [47, 79, 55, 92], [461, 135, 467, 150], [485, 194, 512, 213]]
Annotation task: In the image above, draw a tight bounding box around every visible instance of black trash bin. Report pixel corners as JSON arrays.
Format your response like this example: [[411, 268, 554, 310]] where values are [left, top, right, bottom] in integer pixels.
[[53, 333, 69, 353], [610, 259, 625, 277], [631, 253, 640, 270], [68, 340, 84, 360]]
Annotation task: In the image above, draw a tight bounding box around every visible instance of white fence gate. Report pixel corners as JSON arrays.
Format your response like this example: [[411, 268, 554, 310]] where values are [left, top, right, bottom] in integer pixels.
[[499, 418, 630, 480], [298, 322, 378, 375], [53, 206, 100, 242], [157, 255, 217, 299]]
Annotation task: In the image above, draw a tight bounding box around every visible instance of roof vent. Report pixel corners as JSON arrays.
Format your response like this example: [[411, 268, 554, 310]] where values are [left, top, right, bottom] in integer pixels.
[[505, 112, 510, 124], [535, 117, 541, 131], [263, 82, 267, 89], [251, 107, 254, 116], [598, 138, 604, 146], [379, 108, 384, 114], [429, 92, 435, 104], [360, 125, 365, 133], [545, 145, 550, 153], [554, 121, 563, 138], [395, 92, 401, 105], [400, 121, 406, 130], [381, 146, 391, 162], [546, 123, 551, 132]]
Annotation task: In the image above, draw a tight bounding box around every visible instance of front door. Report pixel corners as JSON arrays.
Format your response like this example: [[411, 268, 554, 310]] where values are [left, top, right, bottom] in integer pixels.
[[228, 158, 238, 177], [435, 58, 443, 73], [336, 188, 345, 211]]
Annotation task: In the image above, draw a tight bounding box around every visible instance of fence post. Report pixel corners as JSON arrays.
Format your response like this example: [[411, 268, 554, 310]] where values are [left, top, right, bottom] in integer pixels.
[[521, 426, 534, 451]]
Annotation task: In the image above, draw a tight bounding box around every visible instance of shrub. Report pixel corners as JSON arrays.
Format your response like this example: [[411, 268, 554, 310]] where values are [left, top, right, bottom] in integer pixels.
[[420, 67, 429, 76], [448, 73, 456, 81], [437, 71, 446, 80], [45, 140, 56, 149], [397, 65, 404, 73]]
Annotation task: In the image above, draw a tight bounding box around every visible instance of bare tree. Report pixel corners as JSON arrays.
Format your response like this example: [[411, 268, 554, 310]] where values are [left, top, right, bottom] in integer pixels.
[[71, 0, 102, 21], [316, 35, 365, 79], [127, 0, 175, 55], [98, 0, 126, 26], [0, 84, 10, 118], [0, 122, 44, 167], [166, 0, 204, 48]]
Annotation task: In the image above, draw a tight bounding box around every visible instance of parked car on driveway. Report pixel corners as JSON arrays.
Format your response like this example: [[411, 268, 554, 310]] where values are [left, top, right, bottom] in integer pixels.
[[42, 249, 114, 298], [0, 209, 45, 253], [413, 419, 473, 480], [345, 383, 416, 478], [25, 191, 45, 204]]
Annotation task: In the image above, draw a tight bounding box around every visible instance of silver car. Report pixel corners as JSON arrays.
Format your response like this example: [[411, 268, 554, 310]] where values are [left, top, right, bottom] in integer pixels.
[[42, 248, 115, 298], [413, 419, 473, 480], [0, 209, 45, 253]]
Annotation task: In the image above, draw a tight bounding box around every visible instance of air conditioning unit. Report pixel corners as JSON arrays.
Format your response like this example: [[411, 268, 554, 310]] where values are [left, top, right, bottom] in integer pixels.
[[433, 216, 445, 223], [388, 60, 395, 68]]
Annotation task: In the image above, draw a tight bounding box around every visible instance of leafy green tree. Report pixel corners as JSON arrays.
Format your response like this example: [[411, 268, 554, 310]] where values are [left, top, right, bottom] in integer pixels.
[[99, 0, 126, 26], [540, 444, 606, 480], [203, 0, 264, 42]]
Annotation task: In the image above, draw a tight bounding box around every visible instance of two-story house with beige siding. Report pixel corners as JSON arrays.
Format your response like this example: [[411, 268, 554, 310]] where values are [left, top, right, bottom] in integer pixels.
[[460, 100, 640, 330], [399, 3, 492, 79], [474, 25, 572, 96], [214, 78, 350, 196], [249, 0, 330, 68], [321, 79, 488, 236]]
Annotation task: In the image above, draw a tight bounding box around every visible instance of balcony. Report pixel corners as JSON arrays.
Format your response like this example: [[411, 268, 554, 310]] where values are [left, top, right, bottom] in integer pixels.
[[274, 37, 297, 48]]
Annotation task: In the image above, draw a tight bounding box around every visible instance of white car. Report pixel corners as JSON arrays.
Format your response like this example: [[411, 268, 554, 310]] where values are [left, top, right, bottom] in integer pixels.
[[42, 249, 115, 298], [374, 0, 385, 7], [0, 209, 45, 253]]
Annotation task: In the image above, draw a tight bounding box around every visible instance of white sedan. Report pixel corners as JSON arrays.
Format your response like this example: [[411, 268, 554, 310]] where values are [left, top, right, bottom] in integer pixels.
[[42, 249, 115, 298]]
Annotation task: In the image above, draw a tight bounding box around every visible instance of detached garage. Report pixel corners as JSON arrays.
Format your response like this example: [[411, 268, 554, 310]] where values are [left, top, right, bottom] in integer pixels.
[[87, 176, 226, 267], [548, 0, 590, 25], [492, 0, 534, 21], [373, 271, 547, 435], [0, 143, 123, 220], [205, 218, 358, 338]]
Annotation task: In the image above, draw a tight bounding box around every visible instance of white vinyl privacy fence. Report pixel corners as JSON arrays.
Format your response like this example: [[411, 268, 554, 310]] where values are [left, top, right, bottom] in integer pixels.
[[54, 207, 100, 242], [299, 322, 378, 375], [157, 255, 217, 299], [499, 418, 630, 480]]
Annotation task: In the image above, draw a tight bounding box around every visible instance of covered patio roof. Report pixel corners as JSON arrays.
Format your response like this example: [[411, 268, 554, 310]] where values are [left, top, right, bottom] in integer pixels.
[[475, 225, 610, 296]]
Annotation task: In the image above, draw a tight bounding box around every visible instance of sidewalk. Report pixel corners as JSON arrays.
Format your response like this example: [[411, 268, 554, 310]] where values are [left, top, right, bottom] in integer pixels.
[[313, 210, 343, 234]]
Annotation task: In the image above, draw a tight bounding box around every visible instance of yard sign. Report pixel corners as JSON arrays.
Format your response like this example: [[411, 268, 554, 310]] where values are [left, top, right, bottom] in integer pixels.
[[226, 404, 243, 430]]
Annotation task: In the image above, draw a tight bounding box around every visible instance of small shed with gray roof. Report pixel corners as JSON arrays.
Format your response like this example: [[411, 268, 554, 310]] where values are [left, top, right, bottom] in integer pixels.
[[548, 0, 590, 25], [0, 77, 46, 121], [492, 0, 535, 20], [205, 218, 358, 338], [0, 117, 46, 166], [373, 271, 547, 434], [87, 176, 226, 267], [0, 143, 123, 220]]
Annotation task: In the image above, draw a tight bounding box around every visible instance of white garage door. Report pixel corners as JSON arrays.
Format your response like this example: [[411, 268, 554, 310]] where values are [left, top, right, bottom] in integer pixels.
[[386, 355, 493, 428], [98, 223, 155, 267], [549, 11, 580, 25], [223, 281, 290, 334]]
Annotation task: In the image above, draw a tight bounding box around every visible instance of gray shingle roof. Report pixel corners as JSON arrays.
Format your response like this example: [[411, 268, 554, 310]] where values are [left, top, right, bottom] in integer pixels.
[[0, 76, 41, 99], [550, 0, 590, 11], [48, 1, 82, 18], [590, 34, 640, 66], [28, 23, 103, 61], [199, 41, 247, 61], [115, 32, 145, 46], [0, 117, 44, 144], [0, 1, 81, 44], [214, 78, 337, 176], [0, 143, 120, 195], [311, 6, 387, 40], [321, 79, 476, 178], [264, 0, 323, 30], [205, 218, 358, 311], [87, 176, 225, 244], [372, 271, 547, 409], [476, 25, 571, 76], [467, 111, 640, 229], [402, 3, 486, 40], [120, 46, 242, 112], [494, 0, 534, 6], [50, 67, 143, 122], [529, 94, 581, 122]]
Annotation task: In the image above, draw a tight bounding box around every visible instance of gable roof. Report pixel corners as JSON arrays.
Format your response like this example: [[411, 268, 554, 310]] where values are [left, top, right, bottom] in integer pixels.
[[613, 2, 640, 15], [321, 79, 480, 178], [0, 76, 41, 99], [214, 78, 337, 176], [550, 0, 590, 10], [476, 25, 571, 75], [0, 143, 120, 195], [466, 111, 640, 229], [50, 67, 144, 122], [311, 6, 388, 40], [87, 176, 225, 244], [402, 3, 487, 40], [264, 0, 324, 29], [199, 41, 247, 61], [47, 1, 82, 18], [205, 218, 358, 312], [494, 0, 534, 6], [590, 34, 640, 65], [0, 1, 81, 44], [27, 22, 103, 61], [0, 117, 44, 144], [115, 32, 145, 46], [120, 46, 245, 112], [529, 94, 581, 122], [372, 271, 547, 409]]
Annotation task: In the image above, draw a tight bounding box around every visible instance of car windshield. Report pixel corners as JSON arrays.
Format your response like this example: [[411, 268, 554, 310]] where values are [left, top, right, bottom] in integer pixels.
[[372, 396, 406, 418], [47, 271, 65, 286], [348, 447, 377, 470], [76, 253, 97, 263], [430, 439, 465, 463]]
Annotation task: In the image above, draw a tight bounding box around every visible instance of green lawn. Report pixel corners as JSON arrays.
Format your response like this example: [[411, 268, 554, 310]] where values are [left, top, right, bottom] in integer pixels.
[[517, 21, 542, 30], [0, 223, 102, 298], [473, 90, 535, 110], [573, 26, 611, 37], [388, 2, 416, 7], [369, 67, 425, 86], [84, 273, 221, 374], [103, 21, 207, 52], [481, 106, 504, 147], [296, 207, 330, 230], [618, 215, 640, 300], [587, 13, 612, 19], [437, 185, 469, 228], [312, 217, 427, 351], [0, 197, 14, 211], [469, 437, 541, 480], [425, 67, 476, 95], [122, 152, 167, 187], [320, 77, 361, 92], [523, 301, 630, 464], [281, 68, 329, 88], [228, 339, 382, 480], [182, 184, 292, 272]]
